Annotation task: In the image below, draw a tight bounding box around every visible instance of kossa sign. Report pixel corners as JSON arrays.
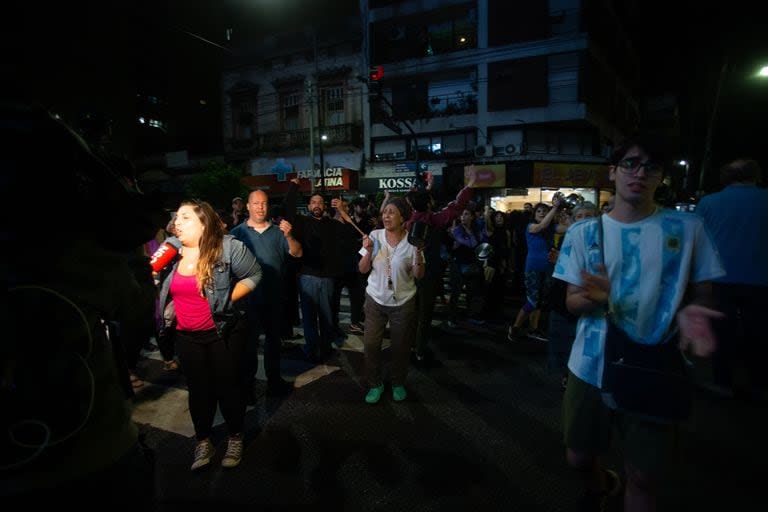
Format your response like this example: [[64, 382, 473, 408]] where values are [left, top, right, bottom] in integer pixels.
[[378, 177, 416, 189]]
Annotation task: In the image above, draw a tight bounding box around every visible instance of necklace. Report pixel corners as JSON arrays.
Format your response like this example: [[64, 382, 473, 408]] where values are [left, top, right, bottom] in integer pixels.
[[386, 229, 405, 247]]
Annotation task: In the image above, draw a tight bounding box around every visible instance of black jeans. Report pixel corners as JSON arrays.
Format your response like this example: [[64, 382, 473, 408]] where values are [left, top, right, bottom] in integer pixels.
[[711, 282, 768, 391], [333, 270, 365, 327], [175, 320, 247, 440], [245, 301, 284, 385]]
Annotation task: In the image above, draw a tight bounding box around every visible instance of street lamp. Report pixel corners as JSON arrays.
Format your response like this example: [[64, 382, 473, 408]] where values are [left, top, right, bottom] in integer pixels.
[[757, 66, 768, 78], [319, 133, 327, 194], [677, 160, 691, 193]]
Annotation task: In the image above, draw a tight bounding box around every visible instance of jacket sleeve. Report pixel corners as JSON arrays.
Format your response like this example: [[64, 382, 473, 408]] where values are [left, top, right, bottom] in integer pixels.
[[430, 186, 473, 228]]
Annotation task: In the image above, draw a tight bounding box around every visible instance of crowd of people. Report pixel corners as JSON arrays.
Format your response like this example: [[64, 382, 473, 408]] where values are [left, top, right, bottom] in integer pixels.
[[6, 104, 766, 512]]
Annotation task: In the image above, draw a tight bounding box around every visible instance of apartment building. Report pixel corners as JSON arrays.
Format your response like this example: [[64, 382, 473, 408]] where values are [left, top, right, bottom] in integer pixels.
[[221, 17, 365, 196], [361, 0, 647, 209]]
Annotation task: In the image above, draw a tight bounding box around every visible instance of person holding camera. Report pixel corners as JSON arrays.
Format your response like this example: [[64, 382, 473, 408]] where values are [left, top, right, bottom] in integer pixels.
[[507, 195, 566, 341]]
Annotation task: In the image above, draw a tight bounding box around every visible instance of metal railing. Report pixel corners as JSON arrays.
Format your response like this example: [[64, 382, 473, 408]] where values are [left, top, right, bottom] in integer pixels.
[[227, 123, 362, 153]]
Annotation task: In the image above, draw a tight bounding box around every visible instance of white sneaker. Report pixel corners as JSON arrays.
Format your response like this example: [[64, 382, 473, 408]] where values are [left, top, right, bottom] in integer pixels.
[[190, 440, 214, 471], [221, 434, 244, 468]]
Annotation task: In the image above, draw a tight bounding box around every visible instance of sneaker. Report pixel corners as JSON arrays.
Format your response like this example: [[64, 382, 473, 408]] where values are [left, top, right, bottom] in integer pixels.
[[506, 325, 523, 342], [467, 317, 486, 326], [221, 434, 244, 468], [163, 359, 179, 371], [349, 322, 364, 335], [365, 384, 385, 404], [446, 320, 457, 328], [392, 385, 407, 402], [527, 329, 549, 342], [190, 440, 215, 471]]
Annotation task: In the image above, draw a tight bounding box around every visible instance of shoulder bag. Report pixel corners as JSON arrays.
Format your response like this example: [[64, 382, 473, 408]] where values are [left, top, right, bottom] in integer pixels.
[[597, 216, 694, 424]]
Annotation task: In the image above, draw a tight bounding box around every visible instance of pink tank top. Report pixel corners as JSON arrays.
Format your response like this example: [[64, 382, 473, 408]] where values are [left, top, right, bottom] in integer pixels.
[[170, 271, 216, 331]]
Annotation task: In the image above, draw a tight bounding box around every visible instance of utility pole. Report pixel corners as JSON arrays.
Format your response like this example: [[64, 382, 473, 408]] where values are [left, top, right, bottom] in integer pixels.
[[314, 30, 326, 197], [307, 78, 316, 194]]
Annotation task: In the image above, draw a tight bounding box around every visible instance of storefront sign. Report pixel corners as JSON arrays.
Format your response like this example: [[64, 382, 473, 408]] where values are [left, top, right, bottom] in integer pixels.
[[533, 162, 611, 188], [241, 167, 357, 193], [464, 164, 506, 188], [358, 174, 444, 194], [364, 162, 444, 178]]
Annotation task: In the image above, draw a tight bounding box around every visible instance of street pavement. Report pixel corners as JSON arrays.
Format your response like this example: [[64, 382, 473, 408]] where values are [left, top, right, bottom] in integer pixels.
[[132, 292, 766, 511]]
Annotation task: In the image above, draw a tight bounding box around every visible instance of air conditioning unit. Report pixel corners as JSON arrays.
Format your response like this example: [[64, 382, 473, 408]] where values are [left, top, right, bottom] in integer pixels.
[[504, 144, 519, 155], [474, 144, 494, 157]]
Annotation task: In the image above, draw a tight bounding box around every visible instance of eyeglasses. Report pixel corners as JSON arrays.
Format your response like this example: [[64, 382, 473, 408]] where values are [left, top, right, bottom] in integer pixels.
[[616, 158, 663, 177]]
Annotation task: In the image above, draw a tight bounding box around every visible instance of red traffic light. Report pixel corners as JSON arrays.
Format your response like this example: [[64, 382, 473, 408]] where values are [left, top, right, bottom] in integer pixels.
[[369, 65, 384, 81]]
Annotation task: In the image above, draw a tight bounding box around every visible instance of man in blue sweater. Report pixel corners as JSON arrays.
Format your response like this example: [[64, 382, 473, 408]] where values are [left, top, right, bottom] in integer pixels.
[[696, 158, 768, 399], [232, 189, 302, 399]]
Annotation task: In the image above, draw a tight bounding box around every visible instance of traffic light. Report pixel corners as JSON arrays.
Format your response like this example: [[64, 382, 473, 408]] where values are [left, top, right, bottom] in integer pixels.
[[369, 65, 384, 81]]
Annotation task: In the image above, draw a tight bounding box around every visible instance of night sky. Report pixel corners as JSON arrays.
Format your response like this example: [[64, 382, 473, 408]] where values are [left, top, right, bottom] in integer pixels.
[[7, 0, 766, 189], [630, 1, 768, 188]]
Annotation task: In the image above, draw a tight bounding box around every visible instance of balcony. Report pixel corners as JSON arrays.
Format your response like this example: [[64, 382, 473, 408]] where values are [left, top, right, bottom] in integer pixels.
[[227, 123, 363, 154]]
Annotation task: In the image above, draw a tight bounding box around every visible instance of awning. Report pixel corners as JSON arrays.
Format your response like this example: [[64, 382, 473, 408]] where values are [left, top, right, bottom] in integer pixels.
[[249, 151, 363, 177], [364, 162, 444, 178], [532, 162, 611, 188]]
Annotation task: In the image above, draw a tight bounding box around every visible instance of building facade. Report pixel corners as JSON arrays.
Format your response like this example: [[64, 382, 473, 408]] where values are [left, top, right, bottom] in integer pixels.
[[220, 0, 662, 209], [361, 0, 645, 208], [221, 18, 365, 196]]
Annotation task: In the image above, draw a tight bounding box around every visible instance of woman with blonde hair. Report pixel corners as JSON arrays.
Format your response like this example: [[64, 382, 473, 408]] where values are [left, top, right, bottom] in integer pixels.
[[156, 199, 262, 470]]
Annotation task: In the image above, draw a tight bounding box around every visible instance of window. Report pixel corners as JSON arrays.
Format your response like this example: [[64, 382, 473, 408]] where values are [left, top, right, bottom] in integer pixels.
[[228, 82, 259, 140], [371, 4, 477, 64], [428, 78, 477, 116], [488, 0, 549, 46], [281, 91, 302, 131], [373, 139, 407, 161], [232, 97, 256, 140], [392, 82, 429, 119], [321, 85, 345, 126], [488, 57, 549, 111]]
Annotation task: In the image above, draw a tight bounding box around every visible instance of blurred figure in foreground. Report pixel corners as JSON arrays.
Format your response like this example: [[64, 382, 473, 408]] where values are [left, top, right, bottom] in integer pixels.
[[2, 101, 164, 506]]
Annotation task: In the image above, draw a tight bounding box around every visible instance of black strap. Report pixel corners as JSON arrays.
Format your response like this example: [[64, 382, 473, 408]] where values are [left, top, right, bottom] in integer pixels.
[[596, 215, 612, 319]]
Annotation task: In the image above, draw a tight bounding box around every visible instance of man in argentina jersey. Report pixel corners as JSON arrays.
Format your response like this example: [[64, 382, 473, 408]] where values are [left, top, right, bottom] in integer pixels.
[[553, 134, 725, 512]]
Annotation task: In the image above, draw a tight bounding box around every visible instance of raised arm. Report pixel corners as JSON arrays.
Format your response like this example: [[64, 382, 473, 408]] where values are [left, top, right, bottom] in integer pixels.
[[359, 235, 373, 274], [529, 198, 561, 234], [380, 190, 391, 214], [283, 178, 300, 224], [429, 171, 476, 228]]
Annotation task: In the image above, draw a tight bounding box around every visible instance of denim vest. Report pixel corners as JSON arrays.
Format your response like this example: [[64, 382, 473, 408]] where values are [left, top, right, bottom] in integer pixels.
[[156, 235, 262, 337]]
